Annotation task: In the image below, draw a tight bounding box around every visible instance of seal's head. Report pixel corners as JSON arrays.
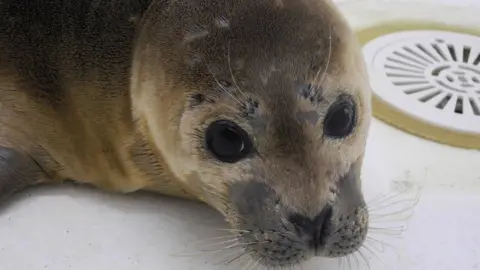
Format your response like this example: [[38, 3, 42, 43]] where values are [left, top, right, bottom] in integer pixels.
[[132, 0, 372, 267]]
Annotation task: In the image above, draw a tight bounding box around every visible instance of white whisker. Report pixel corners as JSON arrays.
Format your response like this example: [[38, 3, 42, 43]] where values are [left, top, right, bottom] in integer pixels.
[[317, 26, 332, 87], [205, 62, 243, 105], [360, 244, 388, 268], [358, 249, 371, 270], [227, 41, 249, 100]]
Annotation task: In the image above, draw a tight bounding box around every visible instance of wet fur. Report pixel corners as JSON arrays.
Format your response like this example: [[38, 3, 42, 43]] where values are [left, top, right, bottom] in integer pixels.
[[0, 0, 372, 267]]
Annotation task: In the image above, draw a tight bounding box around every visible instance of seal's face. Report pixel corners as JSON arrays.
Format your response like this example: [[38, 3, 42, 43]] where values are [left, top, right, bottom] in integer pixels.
[[133, 0, 372, 267]]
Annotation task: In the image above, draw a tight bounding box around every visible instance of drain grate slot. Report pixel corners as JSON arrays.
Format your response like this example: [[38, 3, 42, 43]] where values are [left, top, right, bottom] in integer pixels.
[[404, 85, 434, 94], [392, 80, 430, 86], [463, 47, 471, 63], [384, 64, 424, 74], [432, 43, 448, 61], [436, 93, 452, 109], [455, 96, 464, 114], [403, 46, 435, 64], [419, 90, 442, 102], [416, 43, 439, 62], [386, 57, 424, 70], [447, 45, 457, 62], [471, 98, 480, 115], [474, 54, 480, 65], [385, 73, 424, 78], [394, 51, 428, 67]]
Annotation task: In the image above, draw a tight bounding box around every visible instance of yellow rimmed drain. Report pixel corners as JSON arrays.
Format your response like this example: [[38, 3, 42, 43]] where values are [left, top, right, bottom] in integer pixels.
[[357, 21, 480, 150]]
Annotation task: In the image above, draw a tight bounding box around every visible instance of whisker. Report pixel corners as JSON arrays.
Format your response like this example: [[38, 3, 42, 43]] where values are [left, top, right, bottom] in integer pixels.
[[346, 254, 352, 270], [369, 194, 419, 212], [368, 205, 416, 220], [368, 225, 407, 231], [358, 249, 371, 270], [363, 239, 387, 254], [170, 242, 240, 258], [369, 225, 408, 233], [215, 228, 250, 233], [316, 26, 332, 87], [353, 252, 361, 270], [250, 257, 262, 270], [205, 62, 243, 106], [198, 241, 245, 253], [182, 236, 239, 250], [169, 236, 237, 257], [365, 237, 387, 251], [342, 256, 347, 270], [366, 188, 416, 209], [366, 237, 402, 260], [311, 25, 332, 90], [337, 257, 342, 270], [212, 247, 246, 265], [172, 236, 246, 258], [368, 230, 407, 237], [227, 41, 248, 100], [190, 234, 238, 243], [226, 250, 254, 265], [365, 192, 388, 208], [360, 244, 388, 268], [368, 187, 422, 210], [194, 238, 241, 250], [368, 195, 420, 213], [238, 256, 255, 270], [254, 256, 264, 270], [369, 215, 414, 224], [362, 191, 420, 248]]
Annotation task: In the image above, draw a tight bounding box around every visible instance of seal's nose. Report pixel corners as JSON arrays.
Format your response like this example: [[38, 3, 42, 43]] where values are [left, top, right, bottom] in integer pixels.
[[289, 206, 333, 248]]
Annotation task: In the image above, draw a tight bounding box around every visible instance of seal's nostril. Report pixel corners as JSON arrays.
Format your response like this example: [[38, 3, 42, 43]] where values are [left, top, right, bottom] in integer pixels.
[[288, 206, 333, 251], [289, 214, 315, 236], [314, 205, 333, 229], [313, 206, 333, 248], [289, 206, 333, 238]]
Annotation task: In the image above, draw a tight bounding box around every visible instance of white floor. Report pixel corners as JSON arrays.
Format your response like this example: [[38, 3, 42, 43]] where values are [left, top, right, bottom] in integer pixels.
[[1, 1, 480, 270]]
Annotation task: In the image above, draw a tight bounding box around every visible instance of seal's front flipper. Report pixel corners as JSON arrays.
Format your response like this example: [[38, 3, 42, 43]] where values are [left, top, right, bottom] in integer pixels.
[[0, 147, 47, 202]]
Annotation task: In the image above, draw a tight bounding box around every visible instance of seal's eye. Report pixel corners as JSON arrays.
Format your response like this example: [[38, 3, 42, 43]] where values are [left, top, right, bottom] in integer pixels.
[[323, 97, 356, 139], [205, 120, 253, 163]]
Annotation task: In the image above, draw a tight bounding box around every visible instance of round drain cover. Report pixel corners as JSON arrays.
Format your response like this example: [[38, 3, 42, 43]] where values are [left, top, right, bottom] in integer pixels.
[[363, 30, 480, 135]]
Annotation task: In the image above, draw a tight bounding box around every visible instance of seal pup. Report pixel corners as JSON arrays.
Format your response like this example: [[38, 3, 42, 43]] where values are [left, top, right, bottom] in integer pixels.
[[0, 0, 372, 267]]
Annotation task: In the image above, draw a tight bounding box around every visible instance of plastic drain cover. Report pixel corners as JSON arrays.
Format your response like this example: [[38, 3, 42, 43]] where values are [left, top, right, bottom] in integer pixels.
[[362, 30, 480, 134]]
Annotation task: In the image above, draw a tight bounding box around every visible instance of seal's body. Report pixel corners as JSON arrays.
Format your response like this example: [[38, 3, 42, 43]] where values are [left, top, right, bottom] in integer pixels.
[[0, 0, 193, 198], [0, 0, 372, 267]]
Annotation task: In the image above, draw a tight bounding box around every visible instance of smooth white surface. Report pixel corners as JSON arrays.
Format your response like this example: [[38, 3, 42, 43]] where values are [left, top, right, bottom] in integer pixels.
[[1, 1, 480, 270], [362, 30, 480, 134]]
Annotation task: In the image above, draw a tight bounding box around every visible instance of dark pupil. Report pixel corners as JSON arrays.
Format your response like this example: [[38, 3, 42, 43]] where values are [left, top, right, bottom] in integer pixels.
[[212, 127, 244, 157], [331, 107, 351, 131], [324, 103, 355, 138], [206, 120, 251, 163]]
